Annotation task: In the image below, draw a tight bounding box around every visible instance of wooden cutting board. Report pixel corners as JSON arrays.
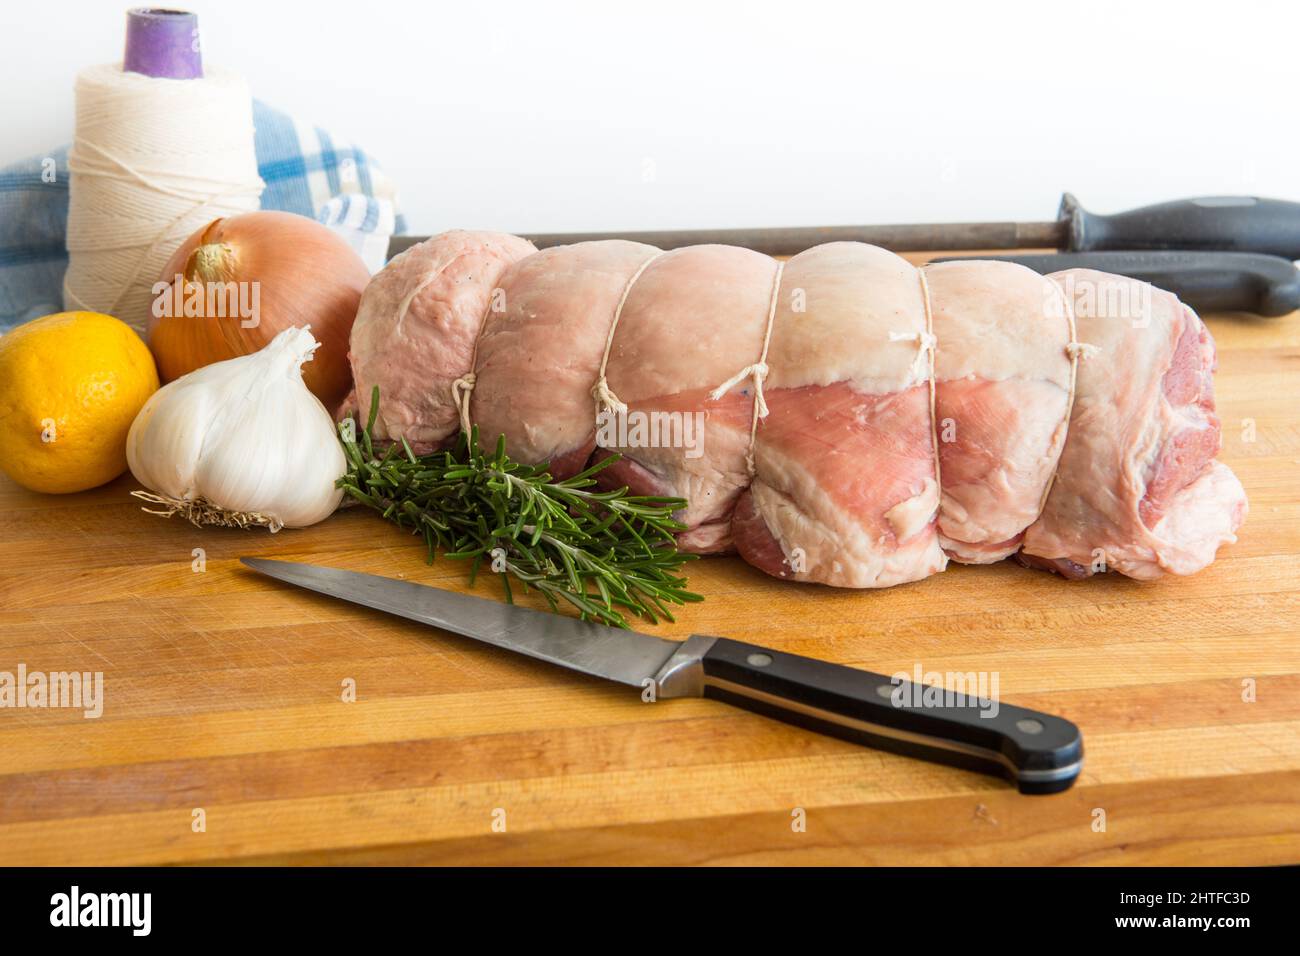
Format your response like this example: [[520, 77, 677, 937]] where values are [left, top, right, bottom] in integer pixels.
[[2, 258, 1298, 866]]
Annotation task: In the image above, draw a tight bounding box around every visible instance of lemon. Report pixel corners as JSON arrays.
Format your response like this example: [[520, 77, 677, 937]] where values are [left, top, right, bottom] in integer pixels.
[[0, 311, 159, 494]]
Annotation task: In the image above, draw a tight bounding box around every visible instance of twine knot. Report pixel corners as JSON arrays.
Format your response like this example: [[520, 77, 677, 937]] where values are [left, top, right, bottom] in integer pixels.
[[709, 361, 772, 419], [591, 375, 628, 417], [451, 372, 477, 435], [889, 329, 937, 379]]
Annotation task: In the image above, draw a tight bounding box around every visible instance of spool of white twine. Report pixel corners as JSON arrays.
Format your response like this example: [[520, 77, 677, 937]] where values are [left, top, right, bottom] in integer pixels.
[[63, 62, 264, 331]]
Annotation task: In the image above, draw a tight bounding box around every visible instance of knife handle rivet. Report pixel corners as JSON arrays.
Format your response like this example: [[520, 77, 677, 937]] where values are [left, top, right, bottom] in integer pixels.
[[1016, 718, 1045, 735], [747, 653, 774, 667]]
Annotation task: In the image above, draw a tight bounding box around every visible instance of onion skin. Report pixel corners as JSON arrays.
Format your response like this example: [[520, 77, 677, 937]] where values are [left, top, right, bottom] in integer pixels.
[[149, 211, 369, 410]]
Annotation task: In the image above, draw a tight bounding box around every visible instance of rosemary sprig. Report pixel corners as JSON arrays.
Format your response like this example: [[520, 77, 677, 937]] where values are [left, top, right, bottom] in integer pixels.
[[336, 386, 702, 628]]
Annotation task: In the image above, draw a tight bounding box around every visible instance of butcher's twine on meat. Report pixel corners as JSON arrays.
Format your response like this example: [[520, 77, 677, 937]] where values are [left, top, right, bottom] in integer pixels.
[[881, 270, 944, 511], [709, 361, 770, 414], [450, 291, 487, 435], [888, 329, 938, 380], [451, 371, 476, 436], [914, 270, 944, 506], [591, 250, 667, 417], [708, 259, 785, 476], [451, 276, 517, 435], [1035, 282, 1095, 516]]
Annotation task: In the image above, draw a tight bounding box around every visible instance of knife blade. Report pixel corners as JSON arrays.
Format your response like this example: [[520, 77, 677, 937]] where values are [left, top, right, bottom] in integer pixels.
[[241, 558, 1083, 794]]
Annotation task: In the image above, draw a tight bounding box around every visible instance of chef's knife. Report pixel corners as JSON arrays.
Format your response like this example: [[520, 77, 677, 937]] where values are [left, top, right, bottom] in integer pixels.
[[933, 250, 1300, 317], [388, 194, 1300, 260], [241, 558, 1084, 794]]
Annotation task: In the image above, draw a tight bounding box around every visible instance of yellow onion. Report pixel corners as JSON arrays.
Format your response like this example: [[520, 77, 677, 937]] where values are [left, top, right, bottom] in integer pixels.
[[148, 211, 368, 410]]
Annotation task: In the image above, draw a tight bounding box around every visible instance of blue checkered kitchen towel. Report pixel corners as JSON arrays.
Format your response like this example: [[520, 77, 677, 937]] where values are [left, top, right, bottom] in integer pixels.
[[0, 99, 405, 330]]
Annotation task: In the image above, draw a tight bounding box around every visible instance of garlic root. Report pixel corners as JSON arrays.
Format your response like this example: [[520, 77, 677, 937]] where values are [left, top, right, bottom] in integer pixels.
[[130, 490, 284, 532]]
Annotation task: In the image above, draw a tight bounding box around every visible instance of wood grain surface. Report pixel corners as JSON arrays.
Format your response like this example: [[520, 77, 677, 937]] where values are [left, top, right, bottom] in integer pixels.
[[1, 253, 1297, 866]]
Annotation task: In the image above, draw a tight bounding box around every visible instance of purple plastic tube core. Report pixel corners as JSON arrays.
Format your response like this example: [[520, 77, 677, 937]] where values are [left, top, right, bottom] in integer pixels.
[[122, 8, 203, 79]]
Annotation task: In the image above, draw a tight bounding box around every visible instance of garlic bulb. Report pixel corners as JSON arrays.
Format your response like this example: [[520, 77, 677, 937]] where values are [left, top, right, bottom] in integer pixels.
[[126, 326, 345, 530]]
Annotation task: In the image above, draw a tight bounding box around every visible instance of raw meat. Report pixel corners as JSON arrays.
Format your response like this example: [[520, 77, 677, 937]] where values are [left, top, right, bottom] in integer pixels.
[[347, 232, 1247, 588], [926, 260, 1075, 564], [347, 229, 537, 453], [1020, 269, 1247, 579], [593, 244, 780, 553], [730, 242, 945, 587], [470, 240, 657, 478]]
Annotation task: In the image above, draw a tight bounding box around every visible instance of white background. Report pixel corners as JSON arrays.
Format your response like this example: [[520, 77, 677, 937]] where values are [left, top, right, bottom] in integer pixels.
[[3, 0, 1297, 235]]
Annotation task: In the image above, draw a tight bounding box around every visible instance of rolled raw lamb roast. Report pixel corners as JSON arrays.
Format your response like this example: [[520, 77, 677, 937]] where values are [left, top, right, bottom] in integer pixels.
[[346, 230, 1248, 588]]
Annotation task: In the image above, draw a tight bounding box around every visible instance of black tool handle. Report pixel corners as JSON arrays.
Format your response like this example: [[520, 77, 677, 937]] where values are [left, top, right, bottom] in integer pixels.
[[1062, 193, 1300, 260], [698, 637, 1083, 794], [935, 249, 1300, 317]]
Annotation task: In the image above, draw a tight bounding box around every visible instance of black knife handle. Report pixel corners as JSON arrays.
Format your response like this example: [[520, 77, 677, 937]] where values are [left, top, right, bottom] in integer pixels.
[[934, 250, 1300, 317], [697, 637, 1083, 794], [1062, 193, 1300, 261]]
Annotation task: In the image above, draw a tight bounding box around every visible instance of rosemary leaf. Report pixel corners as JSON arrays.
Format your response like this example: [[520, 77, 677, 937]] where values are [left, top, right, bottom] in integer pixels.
[[337, 386, 701, 628]]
